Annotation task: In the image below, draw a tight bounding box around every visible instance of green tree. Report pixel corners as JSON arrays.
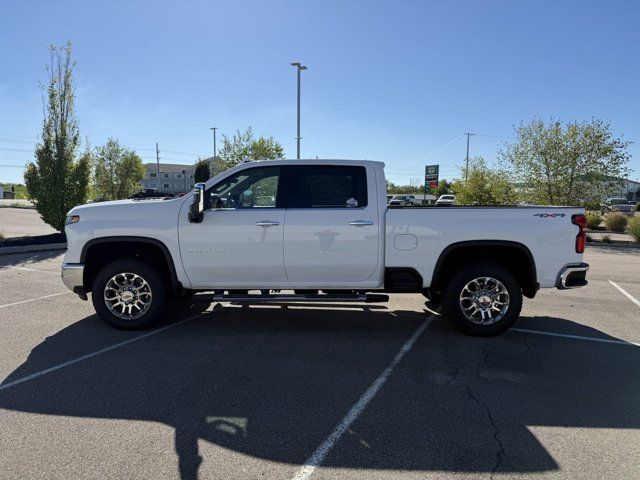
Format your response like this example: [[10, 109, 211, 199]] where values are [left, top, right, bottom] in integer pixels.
[[194, 158, 211, 183], [432, 179, 452, 197], [386, 180, 424, 195], [214, 127, 284, 172], [93, 138, 145, 200], [451, 156, 517, 205], [499, 118, 631, 205], [24, 42, 90, 231]]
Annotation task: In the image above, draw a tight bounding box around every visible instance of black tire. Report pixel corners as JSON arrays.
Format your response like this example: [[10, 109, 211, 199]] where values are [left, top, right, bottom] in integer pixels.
[[442, 262, 522, 336], [92, 257, 168, 330]]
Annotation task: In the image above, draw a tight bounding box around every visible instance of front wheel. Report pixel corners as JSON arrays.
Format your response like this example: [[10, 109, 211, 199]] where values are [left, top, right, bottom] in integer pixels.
[[92, 258, 167, 330], [442, 263, 522, 336]]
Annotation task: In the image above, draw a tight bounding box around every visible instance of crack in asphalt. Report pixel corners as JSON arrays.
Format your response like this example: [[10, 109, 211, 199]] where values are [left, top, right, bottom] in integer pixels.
[[444, 340, 505, 479], [462, 382, 505, 479]]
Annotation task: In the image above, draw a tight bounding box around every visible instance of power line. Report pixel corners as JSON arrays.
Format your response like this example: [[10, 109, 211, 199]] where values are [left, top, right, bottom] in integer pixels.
[[0, 147, 33, 153], [471, 133, 515, 139], [0, 138, 38, 145]]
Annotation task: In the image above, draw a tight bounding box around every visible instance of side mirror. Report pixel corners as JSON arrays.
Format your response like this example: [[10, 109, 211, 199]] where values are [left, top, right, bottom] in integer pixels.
[[188, 183, 206, 223]]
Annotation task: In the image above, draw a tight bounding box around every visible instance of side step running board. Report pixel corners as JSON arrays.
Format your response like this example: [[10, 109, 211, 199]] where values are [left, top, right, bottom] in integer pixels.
[[191, 293, 389, 304]]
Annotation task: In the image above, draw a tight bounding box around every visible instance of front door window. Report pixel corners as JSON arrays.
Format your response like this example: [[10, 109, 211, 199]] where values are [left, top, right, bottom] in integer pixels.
[[207, 167, 281, 209]]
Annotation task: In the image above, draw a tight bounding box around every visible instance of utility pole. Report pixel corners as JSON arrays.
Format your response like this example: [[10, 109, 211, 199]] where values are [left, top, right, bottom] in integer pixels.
[[290, 62, 308, 159], [464, 133, 474, 182], [156, 142, 161, 192]]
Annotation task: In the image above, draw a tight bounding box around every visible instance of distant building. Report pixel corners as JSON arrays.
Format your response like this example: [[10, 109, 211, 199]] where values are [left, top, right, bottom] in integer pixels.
[[592, 177, 640, 202], [141, 163, 195, 194], [612, 178, 640, 202]]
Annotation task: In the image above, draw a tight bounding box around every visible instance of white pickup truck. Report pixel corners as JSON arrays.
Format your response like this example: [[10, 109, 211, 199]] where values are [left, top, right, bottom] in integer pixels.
[[61, 160, 589, 335]]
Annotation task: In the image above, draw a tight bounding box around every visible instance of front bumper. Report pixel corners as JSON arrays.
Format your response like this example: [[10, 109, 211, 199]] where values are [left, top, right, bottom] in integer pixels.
[[556, 263, 589, 289], [61, 263, 86, 299]]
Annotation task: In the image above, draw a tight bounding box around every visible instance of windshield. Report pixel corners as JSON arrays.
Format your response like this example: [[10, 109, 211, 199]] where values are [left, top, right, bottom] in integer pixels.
[[609, 198, 628, 205]]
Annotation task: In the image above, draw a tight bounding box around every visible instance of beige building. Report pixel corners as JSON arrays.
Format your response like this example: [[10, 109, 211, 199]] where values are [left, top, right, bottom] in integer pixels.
[[141, 163, 196, 194]]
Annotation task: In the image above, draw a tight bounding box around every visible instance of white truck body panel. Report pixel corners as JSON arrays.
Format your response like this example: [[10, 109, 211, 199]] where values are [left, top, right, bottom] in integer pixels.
[[63, 159, 585, 292], [385, 207, 582, 288]]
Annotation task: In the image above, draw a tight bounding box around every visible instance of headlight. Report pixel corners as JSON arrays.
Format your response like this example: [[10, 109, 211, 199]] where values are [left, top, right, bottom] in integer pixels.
[[65, 215, 80, 225]]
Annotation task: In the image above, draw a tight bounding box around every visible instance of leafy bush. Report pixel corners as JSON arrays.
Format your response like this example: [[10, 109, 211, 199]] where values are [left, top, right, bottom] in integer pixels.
[[628, 217, 640, 243], [582, 201, 601, 212], [601, 234, 612, 243], [605, 213, 628, 232], [585, 213, 602, 230], [636, 202, 640, 212]]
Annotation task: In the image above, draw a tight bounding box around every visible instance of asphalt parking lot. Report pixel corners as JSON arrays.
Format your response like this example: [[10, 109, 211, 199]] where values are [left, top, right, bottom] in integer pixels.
[[0, 207, 57, 238], [0, 247, 639, 480]]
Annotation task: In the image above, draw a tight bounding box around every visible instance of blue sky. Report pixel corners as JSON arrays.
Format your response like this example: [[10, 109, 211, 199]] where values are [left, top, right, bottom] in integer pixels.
[[1, 0, 639, 185]]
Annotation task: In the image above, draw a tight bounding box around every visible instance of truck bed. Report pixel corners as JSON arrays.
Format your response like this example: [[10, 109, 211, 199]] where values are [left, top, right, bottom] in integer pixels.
[[385, 205, 584, 289]]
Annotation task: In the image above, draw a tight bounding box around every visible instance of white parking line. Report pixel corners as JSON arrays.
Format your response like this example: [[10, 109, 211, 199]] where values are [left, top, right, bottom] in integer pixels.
[[0, 291, 71, 309], [512, 328, 640, 347], [291, 319, 430, 480], [0, 314, 201, 392], [609, 280, 640, 309], [0, 265, 58, 274]]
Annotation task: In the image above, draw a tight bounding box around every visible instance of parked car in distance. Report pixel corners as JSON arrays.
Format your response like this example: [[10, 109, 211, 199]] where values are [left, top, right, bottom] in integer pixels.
[[62, 159, 589, 336], [388, 194, 419, 206], [387, 195, 394, 204], [436, 194, 456, 206], [601, 197, 634, 215], [132, 189, 176, 199]]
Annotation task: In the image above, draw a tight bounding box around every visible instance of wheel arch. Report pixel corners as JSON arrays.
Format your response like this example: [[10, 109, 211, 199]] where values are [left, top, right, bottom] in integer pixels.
[[81, 236, 181, 294], [430, 240, 538, 298]]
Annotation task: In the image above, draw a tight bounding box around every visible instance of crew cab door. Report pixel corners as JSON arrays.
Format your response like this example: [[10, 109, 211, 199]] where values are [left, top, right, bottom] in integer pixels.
[[282, 164, 380, 284], [178, 165, 286, 287]]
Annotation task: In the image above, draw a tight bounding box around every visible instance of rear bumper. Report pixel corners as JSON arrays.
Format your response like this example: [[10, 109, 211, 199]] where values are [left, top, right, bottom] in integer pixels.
[[556, 263, 589, 289], [61, 263, 86, 299]]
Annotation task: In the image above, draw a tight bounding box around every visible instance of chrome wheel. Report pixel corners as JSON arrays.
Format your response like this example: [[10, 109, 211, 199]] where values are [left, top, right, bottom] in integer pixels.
[[459, 276, 510, 325], [103, 272, 152, 320]]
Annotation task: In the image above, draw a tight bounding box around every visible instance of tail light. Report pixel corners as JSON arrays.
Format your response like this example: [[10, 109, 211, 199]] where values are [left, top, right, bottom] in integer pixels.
[[572, 214, 586, 253]]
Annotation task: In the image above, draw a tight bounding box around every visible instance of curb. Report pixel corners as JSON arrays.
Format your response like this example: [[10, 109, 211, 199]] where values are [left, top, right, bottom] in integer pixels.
[[586, 242, 640, 250], [0, 243, 67, 256]]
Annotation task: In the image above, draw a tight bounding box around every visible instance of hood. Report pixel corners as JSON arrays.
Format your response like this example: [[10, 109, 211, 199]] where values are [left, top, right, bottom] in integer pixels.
[[68, 196, 186, 218]]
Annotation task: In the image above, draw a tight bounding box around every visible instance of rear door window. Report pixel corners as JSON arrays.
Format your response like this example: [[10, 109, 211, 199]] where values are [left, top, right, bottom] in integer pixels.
[[284, 165, 368, 209]]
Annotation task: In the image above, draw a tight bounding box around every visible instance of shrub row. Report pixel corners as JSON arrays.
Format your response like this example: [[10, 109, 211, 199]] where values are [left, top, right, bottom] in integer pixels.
[[605, 213, 628, 232], [629, 216, 640, 243]]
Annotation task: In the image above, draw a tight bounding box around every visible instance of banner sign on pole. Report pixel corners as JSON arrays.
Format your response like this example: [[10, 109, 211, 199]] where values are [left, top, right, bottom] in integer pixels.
[[424, 165, 439, 193]]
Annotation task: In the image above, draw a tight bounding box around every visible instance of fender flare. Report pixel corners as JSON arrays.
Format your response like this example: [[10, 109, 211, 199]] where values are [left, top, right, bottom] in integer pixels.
[[431, 240, 538, 297], [80, 236, 181, 291]]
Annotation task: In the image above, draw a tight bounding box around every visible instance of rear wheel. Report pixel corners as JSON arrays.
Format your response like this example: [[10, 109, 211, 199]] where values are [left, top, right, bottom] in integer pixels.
[[92, 257, 167, 330], [442, 263, 522, 336]]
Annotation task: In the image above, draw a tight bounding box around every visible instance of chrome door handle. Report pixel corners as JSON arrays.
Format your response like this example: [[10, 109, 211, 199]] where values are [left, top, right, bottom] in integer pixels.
[[349, 220, 374, 226], [256, 220, 280, 226]]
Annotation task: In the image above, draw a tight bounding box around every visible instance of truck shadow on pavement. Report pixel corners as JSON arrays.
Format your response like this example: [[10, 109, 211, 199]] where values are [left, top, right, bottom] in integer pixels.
[[1, 306, 639, 479], [0, 249, 63, 268]]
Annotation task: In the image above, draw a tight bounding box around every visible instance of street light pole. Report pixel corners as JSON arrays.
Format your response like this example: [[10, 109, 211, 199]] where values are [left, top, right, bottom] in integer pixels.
[[210, 127, 218, 173], [290, 62, 307, 159], [210, 127, 218, 159]]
